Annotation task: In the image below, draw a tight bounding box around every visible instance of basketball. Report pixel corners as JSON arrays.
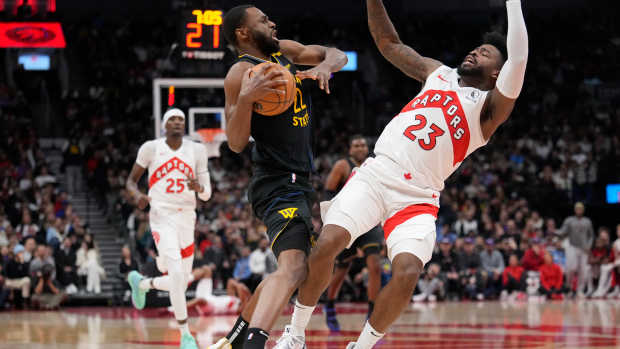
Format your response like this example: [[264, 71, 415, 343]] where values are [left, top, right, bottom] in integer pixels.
[[249, 62, 296, 116]]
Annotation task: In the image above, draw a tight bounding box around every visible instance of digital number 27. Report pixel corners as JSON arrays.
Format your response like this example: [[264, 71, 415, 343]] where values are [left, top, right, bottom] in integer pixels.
[[403, 114, 445, 150]]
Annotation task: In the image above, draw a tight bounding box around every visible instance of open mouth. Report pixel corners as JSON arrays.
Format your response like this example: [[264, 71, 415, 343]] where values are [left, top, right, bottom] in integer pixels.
[[464, 56, 476, 65]]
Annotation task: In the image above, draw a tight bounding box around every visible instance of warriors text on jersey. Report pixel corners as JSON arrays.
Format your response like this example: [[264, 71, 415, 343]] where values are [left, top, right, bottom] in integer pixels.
[[238, 52, 314, 174], [374, 65, 489, 191], [136, 138, 208, 210]]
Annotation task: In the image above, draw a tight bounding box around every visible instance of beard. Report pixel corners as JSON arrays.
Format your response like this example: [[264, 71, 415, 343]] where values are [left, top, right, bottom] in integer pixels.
[[457, 63, 484, 78], [251, 29, 280, 56]]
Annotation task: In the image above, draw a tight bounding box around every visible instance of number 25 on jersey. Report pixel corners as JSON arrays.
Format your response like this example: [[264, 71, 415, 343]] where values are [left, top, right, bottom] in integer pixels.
[[166, 178, 185, 193], [403, 114, 445, 151]]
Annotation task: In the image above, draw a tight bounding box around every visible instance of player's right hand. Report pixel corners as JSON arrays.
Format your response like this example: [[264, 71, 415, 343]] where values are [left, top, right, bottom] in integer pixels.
[[240, 63, 287, 102], [136, 194, 151, 210]]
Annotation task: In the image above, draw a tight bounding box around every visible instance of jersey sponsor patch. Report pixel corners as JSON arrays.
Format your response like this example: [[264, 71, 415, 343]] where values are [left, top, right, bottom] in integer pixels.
[[278, 207, 298, 219]]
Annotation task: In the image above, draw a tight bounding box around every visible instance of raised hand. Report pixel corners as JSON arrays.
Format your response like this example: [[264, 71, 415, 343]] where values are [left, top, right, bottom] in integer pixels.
[[186, 173, 203, 192], [296, 66, 331, 94]]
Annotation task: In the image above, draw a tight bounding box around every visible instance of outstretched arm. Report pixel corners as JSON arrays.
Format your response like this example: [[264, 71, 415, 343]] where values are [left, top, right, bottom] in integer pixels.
[[481, 0, 528, 140], [280, 40, 348, 94], [367, 0, 441, 82]]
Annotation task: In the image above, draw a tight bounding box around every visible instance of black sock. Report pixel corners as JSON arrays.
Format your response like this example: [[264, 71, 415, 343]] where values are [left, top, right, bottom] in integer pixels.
[[326, 300, 335, 309], [368, 301, 374, 317], [226, 315, 248, 349], [243, 328, 269, 349]]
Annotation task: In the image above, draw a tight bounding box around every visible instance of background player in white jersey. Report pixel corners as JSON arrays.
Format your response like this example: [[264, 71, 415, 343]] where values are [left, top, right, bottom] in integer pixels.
[[184, 265, 251, 316], [125, 108, 212, 349], [277, 0, 528, 348]]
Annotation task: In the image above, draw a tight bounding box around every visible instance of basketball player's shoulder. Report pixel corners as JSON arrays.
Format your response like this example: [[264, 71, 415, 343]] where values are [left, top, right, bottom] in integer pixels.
[[225, 60, 254, 80]]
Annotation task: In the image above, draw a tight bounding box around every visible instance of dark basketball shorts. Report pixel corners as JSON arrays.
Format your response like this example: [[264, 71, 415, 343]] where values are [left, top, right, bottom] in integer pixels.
[[336, 225, 383, 267], [249, 170, 316, 259]]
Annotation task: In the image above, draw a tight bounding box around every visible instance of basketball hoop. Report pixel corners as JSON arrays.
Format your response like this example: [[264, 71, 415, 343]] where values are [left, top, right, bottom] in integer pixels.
[[193, 128, 226, 158]]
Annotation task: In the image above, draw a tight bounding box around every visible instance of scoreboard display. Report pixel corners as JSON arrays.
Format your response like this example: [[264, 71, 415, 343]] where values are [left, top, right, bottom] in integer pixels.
[[180, 9, 226, 60]]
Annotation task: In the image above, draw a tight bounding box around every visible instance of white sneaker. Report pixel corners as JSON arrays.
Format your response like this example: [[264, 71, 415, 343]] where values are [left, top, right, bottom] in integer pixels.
[[412, 293, 427, 302], [476, 293, 484, 301], [428, 294, 437, 302], [273, 325, 306, 349], [346, 343, 359, 349], [500, 290, 509, 301], [607, 286, 620, 299]]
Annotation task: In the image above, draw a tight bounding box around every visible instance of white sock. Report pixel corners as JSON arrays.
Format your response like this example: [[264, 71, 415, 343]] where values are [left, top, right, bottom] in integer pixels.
[[140, 276, 172, 291], [290, 299, 315, 338], [139, 278, 152, 291], [356, 321, 384, 349], [179, 321, 191, 336]]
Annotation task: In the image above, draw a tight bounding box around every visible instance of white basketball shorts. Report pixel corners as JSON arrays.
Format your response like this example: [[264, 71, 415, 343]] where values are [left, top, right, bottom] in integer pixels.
[[149, 205, 196, 272], [321, 156, 439, 265]]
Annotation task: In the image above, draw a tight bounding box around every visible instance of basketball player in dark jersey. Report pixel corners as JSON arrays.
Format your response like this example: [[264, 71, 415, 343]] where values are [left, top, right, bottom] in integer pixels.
[[208, 5, 347, 349], [323, 135, 382, 331]]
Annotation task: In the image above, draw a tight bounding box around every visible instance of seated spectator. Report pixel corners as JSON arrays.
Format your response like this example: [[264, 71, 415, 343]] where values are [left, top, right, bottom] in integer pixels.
[[521, 238, 545, 271], [35, 165, 56, 187], [233, 247, 253, 291], [54, 237, 78, 293], [248, 237, 268, 290], [480, 239, 505, 299], [431, 237, 460, 300], [502, 254, 526, 299], [4, 245, 31, 308], [538, 251, 564, 300], [77, 240, 106, 294], [29, 245, 56, 282], [119, 245, 138, 278], [592, 237, 620, 298], [457, 238, 483, 300], [413, 263, 444, 302], [547, 236, 566, 268], [587, 236, 611, 297]]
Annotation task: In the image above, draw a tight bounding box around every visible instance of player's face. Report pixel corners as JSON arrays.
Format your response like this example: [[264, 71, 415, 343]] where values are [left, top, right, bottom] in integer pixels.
[[349, 139, 369, 163], [165, 115, 185, 137], [245, 8, 279, 55], [457, 44, 502, 80]]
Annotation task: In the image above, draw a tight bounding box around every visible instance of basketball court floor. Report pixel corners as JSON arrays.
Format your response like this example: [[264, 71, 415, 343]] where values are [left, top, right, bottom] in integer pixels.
[[1, 300, 619, 348]]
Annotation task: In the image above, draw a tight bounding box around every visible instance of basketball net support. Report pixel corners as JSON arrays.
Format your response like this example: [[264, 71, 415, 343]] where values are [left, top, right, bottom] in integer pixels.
[[152, 78, 225, 138], [153, 78, 228, 157]]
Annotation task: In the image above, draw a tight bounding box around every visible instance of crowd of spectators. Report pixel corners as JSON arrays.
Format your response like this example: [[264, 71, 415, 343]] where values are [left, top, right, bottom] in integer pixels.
[[1, 4, 620, 309]]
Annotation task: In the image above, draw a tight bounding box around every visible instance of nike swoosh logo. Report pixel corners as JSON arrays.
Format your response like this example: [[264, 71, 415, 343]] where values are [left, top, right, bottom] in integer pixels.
[[370, 331, 382, 337], [259, 330, 269, 338], [438, 75, 448, 82]]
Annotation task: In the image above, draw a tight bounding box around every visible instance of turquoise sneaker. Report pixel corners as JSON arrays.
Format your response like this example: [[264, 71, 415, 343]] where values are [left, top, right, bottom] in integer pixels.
[[180, 333, 199, 349], [128, 270, 147, 310]]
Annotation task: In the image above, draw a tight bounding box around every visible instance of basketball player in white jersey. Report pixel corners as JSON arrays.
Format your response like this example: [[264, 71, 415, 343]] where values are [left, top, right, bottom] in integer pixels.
[[184, 265, 251, 316], [126, 108, 212, 349], [276, 0, 528, 348]]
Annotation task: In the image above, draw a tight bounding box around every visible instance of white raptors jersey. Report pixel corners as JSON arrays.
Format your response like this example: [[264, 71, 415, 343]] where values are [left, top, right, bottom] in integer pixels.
[[136, 138, 208, 209], [374, 65, 489, 191]]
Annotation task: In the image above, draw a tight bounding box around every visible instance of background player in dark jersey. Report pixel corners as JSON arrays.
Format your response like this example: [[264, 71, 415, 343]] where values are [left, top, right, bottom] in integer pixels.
[[323, 135, 382, 331], [208, 5, 347, 349]]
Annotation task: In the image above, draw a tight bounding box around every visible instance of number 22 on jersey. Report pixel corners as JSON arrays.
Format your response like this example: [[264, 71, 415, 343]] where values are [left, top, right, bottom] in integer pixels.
[[403, 114, 445, 151]]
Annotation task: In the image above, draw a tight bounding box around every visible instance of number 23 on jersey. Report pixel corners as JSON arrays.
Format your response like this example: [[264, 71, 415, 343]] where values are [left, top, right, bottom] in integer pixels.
[[403, 114, 445, 151]]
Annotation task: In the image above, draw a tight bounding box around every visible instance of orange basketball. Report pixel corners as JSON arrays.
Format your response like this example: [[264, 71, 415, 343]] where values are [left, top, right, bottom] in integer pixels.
[[249, 62, 296, 116]]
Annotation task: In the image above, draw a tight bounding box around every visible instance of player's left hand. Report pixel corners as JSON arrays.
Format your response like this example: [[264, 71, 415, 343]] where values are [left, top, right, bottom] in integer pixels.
[[296, 66, 332, 94], [186, 174, 203, 192]]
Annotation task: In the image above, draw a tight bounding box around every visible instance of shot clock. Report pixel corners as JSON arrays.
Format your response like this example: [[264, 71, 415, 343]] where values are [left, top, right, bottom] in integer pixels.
[[180, 9, 226, 60]]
